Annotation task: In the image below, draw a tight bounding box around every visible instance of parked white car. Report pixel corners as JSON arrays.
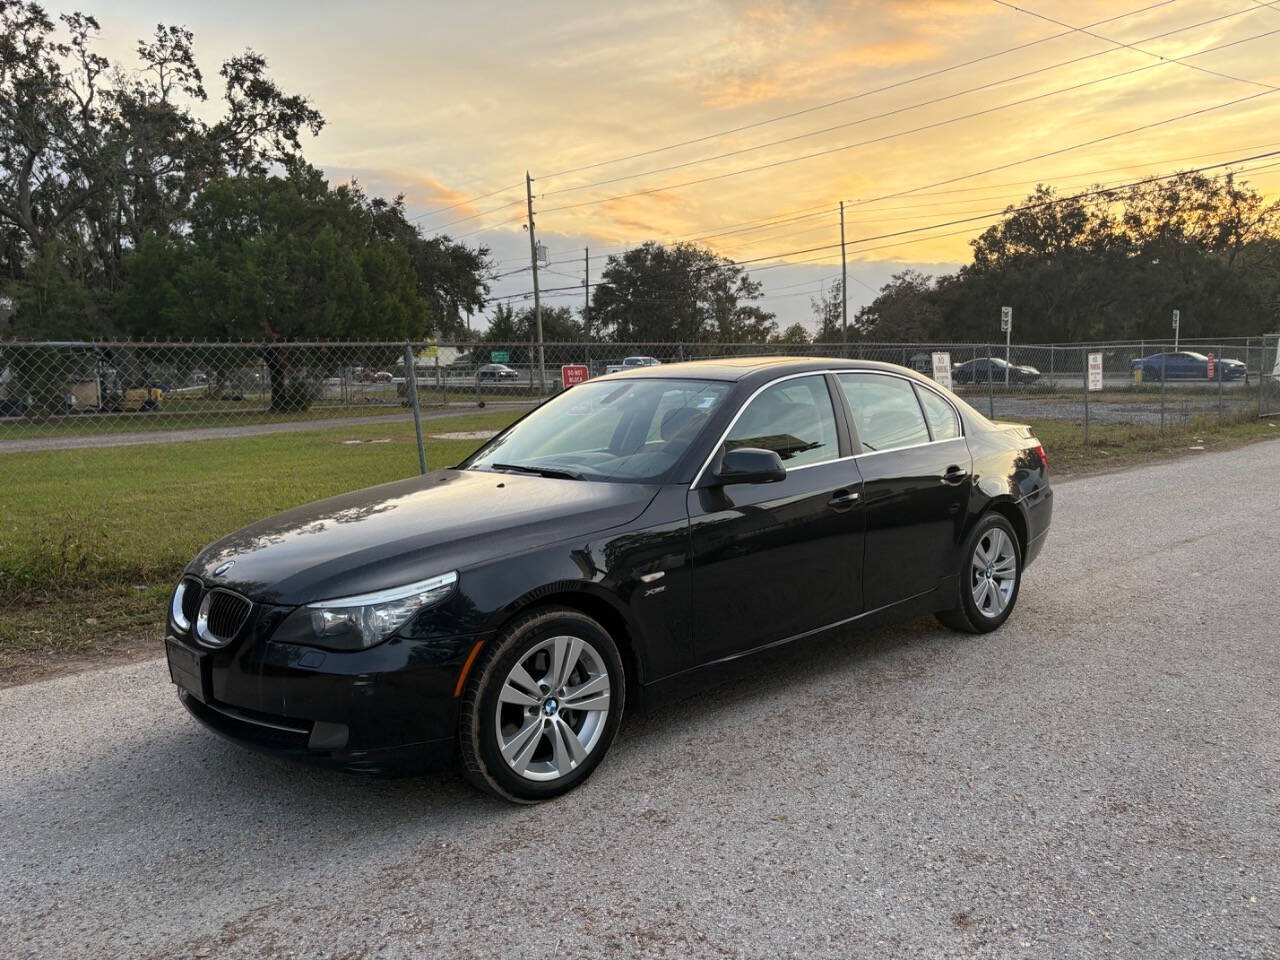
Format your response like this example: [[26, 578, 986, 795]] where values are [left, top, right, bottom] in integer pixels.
[[605, 356, 662, 375]]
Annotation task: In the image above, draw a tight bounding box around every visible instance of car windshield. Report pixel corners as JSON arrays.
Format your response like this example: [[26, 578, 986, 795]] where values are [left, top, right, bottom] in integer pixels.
[[465, 378, 732, 482]]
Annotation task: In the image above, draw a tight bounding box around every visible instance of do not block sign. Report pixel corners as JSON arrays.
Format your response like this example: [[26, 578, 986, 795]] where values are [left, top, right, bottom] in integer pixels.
[[561, 364, 590, 388]]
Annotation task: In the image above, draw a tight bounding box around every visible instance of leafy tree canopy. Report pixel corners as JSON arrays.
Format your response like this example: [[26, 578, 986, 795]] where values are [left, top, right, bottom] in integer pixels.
[[590, 241, 776, 343]]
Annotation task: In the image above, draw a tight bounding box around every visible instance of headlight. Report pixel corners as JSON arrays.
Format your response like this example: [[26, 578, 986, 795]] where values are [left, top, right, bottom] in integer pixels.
[[276, 571, 458, 651]]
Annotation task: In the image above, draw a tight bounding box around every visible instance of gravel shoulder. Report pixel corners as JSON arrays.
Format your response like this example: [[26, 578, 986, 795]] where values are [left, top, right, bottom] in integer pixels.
[[2, 441, 1278, 959]]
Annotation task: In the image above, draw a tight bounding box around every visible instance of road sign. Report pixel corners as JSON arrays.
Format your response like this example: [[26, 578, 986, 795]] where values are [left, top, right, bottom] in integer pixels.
[[1087, 351, 1104, 391], [1171, 309, 1180, 329], [1206, 353, 1215, 380], [490, 351, 509, 363], [931, 351, 952, 389], [1000, 306, 1012, 332], [561, 364, 589, 388]]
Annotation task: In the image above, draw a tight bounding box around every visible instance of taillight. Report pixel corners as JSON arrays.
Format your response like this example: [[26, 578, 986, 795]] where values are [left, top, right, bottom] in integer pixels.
[[1033, 443, 1047, 470]]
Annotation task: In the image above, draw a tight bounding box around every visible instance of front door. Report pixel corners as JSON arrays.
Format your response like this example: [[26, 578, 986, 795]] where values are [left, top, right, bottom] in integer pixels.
[[688, 374, 865, 664]]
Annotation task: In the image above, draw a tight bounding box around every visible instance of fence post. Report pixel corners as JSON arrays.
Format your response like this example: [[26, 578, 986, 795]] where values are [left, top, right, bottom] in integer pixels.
[[1082, 346, 1089, 446], [1260, 340, 1267, 416], [404, 342, 426, 474], [1217, 345, 1223, 419], [1159, 351, 1167, 435], [987, 346, 995, 418], [1049, 344, 1055, 390]]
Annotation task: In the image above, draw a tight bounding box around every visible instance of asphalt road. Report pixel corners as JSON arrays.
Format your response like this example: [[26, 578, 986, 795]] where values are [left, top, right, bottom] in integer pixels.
[[2, 442, 1278, 959]]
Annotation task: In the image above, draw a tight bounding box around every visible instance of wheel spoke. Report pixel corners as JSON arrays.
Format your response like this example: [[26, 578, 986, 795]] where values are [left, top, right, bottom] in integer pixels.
[[561, 674, 610, 712], [501, 715, 545, 773], [992, 556, 1017, 577], [551, 635, 583, 690], [971, 576, 989, 606], [990, 530, 1009, 561], [549, 717, 585, 775], [973, 540, 991, 567], [506, 662, 542, 699], [499, 679, 540, 707]]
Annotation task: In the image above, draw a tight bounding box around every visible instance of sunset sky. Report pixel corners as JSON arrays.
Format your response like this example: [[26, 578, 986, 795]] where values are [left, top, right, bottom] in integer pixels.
[[76, 0, 1280, 331]]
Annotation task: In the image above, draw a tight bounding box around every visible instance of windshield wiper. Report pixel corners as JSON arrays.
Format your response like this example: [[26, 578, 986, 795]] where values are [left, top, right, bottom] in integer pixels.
[[489, 462, 586, 481]]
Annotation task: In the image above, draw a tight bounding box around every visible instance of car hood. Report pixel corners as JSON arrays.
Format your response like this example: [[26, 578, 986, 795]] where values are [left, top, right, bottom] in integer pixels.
[[189, 469, 660, 605]]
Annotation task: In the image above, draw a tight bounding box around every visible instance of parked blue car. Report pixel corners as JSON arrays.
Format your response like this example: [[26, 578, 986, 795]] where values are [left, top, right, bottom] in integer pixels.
[[1130, 351, 1247, 381]]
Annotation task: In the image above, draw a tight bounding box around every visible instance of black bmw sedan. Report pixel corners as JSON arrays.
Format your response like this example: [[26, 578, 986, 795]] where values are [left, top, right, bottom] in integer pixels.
[[166, 357, 1052, 802]]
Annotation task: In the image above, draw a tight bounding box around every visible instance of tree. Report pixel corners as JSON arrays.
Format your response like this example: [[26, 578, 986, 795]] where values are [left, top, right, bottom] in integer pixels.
[[368, 194, 490, 338], [0, 3, 323, 328], [113, 166, 426, 409], [482, 303, 583, 361], [810, 280, 844, 343], [590, 241, 775, 343], [853, 271, 943, 341], [772, 322, 811, 345]]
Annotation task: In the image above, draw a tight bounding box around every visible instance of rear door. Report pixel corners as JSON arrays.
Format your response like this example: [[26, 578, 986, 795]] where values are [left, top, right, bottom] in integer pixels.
[[836, 373, 972, 611], [688, 374, 864, 664]]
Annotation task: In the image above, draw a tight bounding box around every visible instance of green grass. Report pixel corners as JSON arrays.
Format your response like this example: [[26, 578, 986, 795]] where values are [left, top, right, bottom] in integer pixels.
[[1017, 412, 1279, 476]]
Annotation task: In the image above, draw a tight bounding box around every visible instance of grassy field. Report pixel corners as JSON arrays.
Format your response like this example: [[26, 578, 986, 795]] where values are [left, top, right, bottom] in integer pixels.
[[1, 405, 1275, 684]]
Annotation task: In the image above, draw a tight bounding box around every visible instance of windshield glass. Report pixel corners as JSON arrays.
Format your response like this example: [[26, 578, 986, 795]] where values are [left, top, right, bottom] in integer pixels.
[[465, 378, 732, 482]]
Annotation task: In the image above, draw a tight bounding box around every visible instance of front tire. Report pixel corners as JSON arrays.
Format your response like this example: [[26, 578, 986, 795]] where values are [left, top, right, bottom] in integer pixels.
[[936, 513, 1022, 634], [459, 606, 625, 803]]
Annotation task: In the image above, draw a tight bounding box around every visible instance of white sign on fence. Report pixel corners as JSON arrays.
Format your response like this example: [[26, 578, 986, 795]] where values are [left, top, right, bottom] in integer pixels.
[[931, 351, 953, 389], [1087, 351, 1104, 392], [1000, 306, 1012, 332]]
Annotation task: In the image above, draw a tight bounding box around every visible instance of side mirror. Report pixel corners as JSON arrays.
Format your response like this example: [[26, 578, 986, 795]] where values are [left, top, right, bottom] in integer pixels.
[[714, 447, 787, 485]]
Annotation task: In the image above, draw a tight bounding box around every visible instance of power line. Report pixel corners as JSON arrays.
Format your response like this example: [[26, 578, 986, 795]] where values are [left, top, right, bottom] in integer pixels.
[[483, 152, 1280, 304], [410, 182, 523, 222], [535, 30, 1280, 216], [533, 0, 1181, 183], [537, 6, 1279, 200], [992, 0, 1278, 91]]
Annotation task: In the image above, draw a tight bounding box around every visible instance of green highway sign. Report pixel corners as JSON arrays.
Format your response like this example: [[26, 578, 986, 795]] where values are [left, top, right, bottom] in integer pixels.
[[490, 351, 510, 363]]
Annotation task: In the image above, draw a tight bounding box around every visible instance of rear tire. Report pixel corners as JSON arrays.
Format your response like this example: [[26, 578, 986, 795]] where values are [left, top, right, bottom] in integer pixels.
[[936, 512, 1022, 634], [459, 606, 625, 803]]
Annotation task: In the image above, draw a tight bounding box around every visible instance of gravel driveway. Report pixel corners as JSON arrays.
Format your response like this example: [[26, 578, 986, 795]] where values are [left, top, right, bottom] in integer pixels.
[[2, 442, 1277, 959]]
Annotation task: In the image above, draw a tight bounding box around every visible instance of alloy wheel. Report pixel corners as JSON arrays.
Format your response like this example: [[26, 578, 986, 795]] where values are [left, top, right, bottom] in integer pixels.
[[494, 635, 612, 782], [971, 527, 1017, 618]]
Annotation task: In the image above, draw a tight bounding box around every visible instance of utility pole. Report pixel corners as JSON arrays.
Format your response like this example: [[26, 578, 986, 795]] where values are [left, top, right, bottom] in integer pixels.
[[583, 246, 590, 339], [839, 201, 848, 351], [525, 171, 545, 393]]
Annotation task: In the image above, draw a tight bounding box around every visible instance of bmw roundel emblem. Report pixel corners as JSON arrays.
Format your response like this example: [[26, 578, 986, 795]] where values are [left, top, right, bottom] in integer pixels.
[[213, 560, 235, 577]]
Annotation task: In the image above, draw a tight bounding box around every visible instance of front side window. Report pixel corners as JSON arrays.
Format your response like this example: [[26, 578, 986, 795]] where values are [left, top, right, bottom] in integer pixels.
[[466, 378, 730, 482], [838, 373, 930, 452], [724, 375, 839, 468]]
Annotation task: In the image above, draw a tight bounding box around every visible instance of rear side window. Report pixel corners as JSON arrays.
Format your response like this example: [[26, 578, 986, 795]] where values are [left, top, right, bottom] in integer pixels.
[[725, 375, 839, 467], [915, 386, 959, 441], [838, 373, 930, 452]]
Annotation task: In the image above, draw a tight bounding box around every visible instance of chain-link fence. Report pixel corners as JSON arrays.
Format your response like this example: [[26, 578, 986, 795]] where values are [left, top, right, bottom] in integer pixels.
[[1, 337, 1273, 458]]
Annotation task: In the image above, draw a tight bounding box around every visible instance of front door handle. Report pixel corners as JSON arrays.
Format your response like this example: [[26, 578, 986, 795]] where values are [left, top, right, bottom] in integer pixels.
[[941, 465, 969, 486], [829, 489, 860, 509]]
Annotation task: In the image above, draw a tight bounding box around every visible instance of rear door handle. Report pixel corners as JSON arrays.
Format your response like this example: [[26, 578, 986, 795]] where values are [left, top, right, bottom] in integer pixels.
[[829, 489, 860, 508], [941, 465, 969, 486]]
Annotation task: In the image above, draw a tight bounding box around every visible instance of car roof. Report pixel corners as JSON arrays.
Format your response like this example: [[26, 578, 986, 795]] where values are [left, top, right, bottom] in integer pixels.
[[600, 355, 935, 383]]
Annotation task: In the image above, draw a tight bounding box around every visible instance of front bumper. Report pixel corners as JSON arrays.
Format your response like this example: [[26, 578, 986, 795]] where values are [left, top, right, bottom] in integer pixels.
[[178, 690, 454, 774], [166, 602, 489, 774]]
